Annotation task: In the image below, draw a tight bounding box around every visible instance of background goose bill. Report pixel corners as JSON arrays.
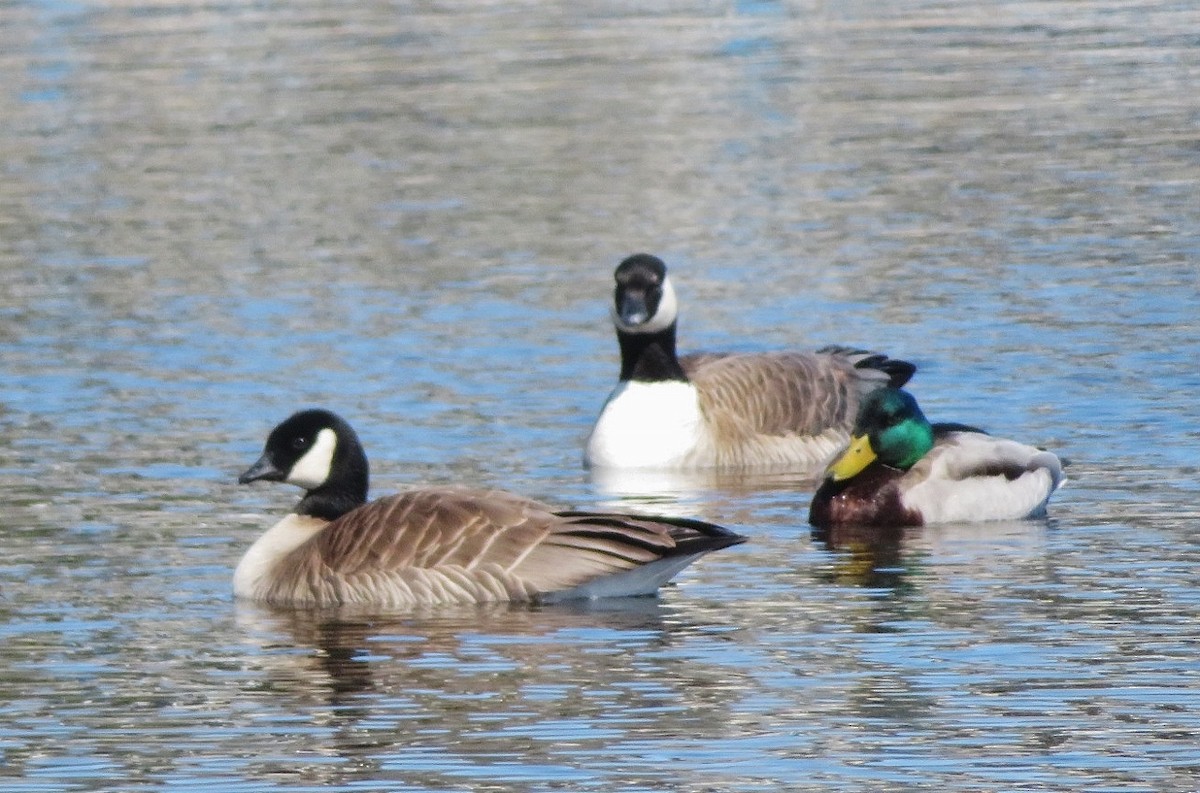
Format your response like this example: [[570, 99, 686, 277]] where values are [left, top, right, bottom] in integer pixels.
[[611, 274, 678, 335], [617, 288, 653, 326], [238, 454, 284, 485]]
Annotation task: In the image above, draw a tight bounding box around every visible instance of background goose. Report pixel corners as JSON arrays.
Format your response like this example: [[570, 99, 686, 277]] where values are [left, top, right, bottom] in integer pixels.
[[236, 409, 745, 609], [808, 387, 1065, 528], [584, 253, 916, 472]]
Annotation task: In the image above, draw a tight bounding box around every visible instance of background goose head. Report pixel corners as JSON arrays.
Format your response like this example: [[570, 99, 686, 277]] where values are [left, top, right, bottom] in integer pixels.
[[611, 253, 679, 335], [609, 254, 688, 383], [239, 409, 369, 520], [828, 388, 935, 481]]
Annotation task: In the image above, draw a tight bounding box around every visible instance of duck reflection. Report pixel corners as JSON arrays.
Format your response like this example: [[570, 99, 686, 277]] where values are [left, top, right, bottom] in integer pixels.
[[812, 517, 1051, 592], [811, 522, 912, 590]]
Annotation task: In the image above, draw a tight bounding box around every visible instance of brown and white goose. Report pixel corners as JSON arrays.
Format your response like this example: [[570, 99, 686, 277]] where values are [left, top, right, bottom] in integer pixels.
[[584, 254, 916, 473], [236, 409, 745, 609]]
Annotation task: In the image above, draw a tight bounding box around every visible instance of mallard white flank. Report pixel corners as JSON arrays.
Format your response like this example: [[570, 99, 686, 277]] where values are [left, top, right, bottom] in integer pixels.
[[235, 409, 745, 608], [584, 253, 916, 473], [808, 387, 1065, 528]]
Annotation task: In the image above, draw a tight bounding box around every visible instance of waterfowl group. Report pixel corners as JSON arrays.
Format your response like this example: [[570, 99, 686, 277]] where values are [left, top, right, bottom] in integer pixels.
[[230, 252, 1065, 610]]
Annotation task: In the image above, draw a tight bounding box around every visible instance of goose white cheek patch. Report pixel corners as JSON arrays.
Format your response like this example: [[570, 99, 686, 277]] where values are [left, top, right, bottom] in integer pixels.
[[286, 428, 338, 490]]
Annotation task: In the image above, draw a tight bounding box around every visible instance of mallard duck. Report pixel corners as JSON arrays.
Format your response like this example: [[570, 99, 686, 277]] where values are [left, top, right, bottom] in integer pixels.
[[236, 409, 745, 608], [584, 253, 915, 472], [808, 388, 1064, 527]]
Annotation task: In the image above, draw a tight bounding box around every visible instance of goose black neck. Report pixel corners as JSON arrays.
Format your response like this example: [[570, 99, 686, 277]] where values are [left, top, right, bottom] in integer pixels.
[[617, 324, 688, 382], [296, 447, 370, 521]]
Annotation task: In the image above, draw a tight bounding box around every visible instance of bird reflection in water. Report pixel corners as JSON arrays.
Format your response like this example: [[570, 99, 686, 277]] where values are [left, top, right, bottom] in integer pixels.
[[235, 595, 708, 704], [811, 522, 915, 591]]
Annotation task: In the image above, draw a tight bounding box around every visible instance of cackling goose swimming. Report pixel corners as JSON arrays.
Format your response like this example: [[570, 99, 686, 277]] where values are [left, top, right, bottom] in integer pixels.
[[236, 409, 745, 609], [584, 253, 916, 473]]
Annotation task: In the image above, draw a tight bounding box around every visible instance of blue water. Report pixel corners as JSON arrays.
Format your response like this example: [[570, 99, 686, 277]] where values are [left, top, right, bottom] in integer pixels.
[[2, 1, 1200, 790]]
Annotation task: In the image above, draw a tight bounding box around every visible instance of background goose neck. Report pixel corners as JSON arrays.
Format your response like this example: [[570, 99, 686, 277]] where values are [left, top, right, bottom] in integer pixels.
[[617, 325, 687, 382]]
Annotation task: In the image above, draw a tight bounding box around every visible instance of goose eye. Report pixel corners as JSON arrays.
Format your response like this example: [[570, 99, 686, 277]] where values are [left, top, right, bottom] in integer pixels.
[[291, 436, 308, 450]]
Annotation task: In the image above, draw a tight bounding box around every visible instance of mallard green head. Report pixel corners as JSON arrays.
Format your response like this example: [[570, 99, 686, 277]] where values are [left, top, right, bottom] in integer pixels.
[[826, 388, 935, 481]]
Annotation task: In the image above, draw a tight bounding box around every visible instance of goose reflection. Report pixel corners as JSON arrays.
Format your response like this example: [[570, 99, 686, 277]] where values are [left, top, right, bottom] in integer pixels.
[[235, 597, 679, 700], [232, 597, 748, 789], [587, 464, 818, 520], [231, 597, 748, 719]]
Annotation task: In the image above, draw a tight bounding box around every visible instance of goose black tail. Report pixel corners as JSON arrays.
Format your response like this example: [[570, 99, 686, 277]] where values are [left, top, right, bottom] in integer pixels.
[[817, 345, 917, 388]]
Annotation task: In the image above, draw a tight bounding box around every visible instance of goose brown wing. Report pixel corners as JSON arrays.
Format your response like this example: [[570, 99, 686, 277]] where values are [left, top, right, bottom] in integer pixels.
[[310, 487, 558, 575], [509, 511, 744, 592], [680, 351, 731, 371], [685, 352, 864, 438], [309, 487, 743, 593]]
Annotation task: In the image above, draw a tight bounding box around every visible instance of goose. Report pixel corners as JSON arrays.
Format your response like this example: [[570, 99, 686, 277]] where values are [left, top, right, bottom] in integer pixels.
[[584, 253, 916, 472], [235, 409, 745, 608], [808, 387, 1065, 528]]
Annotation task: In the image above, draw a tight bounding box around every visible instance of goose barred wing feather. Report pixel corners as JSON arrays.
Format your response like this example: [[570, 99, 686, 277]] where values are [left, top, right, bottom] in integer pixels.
[[683, 351, 869, 438], [514, 515, 679, 591], [519, 511, 744, 594], [311, 487, 557, 574], [308, 487, 744, 596], [678, 351, 730, 370]]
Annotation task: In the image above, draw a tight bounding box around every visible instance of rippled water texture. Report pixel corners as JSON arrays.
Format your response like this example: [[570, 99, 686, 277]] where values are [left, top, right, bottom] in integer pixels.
[[2, 1, 1199, 790]]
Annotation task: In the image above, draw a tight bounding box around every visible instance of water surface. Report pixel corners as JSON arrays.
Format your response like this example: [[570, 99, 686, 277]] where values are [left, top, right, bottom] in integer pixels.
[[2, 1, 1199, 790]]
